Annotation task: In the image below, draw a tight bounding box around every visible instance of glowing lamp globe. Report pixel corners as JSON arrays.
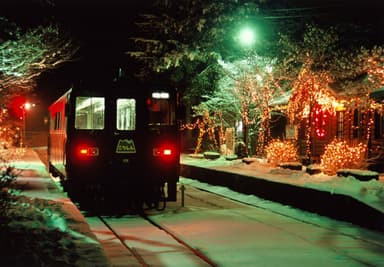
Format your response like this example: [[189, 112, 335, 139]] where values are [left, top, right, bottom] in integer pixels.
[[238, 27, 255, 47], [24, 102, 31, 110]]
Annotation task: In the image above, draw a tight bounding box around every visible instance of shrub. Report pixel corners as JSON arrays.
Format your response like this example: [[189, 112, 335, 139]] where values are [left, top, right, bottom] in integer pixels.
[[265, 139, 298, 166], [0, 165, 17, 220], [320, 139, 367, 175]]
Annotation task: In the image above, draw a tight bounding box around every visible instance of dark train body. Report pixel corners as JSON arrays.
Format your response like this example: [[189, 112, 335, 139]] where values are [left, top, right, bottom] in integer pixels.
[[48, 79, 180, 208]]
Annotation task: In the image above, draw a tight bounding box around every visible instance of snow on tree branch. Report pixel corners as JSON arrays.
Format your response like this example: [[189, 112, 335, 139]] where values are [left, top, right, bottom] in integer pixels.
[[126, 0, 263, 78], [0, 24, 79, 92], [367, 46, 384, 88], [279, 23, 384, 97]]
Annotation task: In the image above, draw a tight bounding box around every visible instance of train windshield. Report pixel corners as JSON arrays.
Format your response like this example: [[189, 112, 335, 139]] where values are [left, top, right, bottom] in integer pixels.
[[116, 98, 136, 130], [74, 97, 105, 130], [147, 92, 175, 125]]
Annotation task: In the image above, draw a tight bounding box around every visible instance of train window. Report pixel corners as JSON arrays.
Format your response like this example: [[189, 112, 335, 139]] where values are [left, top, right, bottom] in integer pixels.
[[75, 97, 105, 130], [54, 112, 61, 130], [116, 99, 136, 130], [147, 93, 175, 125]]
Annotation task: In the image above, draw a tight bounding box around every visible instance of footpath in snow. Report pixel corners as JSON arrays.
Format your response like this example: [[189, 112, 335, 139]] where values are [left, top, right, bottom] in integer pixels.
[[2, 148, 109, 267]]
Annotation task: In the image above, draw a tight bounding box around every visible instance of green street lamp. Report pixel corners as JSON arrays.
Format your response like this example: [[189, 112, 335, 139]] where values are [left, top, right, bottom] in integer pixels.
[[238, 27, 256, 47]]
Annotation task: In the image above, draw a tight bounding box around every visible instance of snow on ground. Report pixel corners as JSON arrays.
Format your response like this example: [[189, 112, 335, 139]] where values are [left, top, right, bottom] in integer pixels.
[[178, 176, 384, 243], [179, 155, 384, 243], [1, 149, 384, 267], [0, 148, 109, 267], [181, 154, 384, 213], [147, 177, 384, 267]]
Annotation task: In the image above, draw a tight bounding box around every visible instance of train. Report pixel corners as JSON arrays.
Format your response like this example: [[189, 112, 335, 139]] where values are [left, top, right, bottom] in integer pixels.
[[48, 79, 180, 210]]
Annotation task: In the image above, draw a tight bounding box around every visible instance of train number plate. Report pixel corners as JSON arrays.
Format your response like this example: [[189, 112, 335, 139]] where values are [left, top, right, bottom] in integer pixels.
[[116, 139, 136, 154]]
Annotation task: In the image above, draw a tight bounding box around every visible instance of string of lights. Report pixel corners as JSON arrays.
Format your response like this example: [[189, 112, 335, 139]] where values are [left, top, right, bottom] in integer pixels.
[[265, 139, 298, 167]]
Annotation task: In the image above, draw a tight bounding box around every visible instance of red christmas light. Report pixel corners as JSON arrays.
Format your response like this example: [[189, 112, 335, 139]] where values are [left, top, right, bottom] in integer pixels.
[[314, 103, 327, 138], [8, 95, 27, 119]]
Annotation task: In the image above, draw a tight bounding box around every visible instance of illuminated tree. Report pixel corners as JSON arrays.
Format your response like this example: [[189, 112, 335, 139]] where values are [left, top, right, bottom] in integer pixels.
[[180, 110, 220, 154], [265, 139, 298, 166], [321, 140, 367, 175], [0, 18, 78, 145], [286, 58, 335, 159], [366, 46, 384, 88], [129, 2, 384, 159], [280, 23, 384, 97], [0, 23, 78, 92], [127, 0, 277, 155], [280, 25, 342, 160], [196, 55, 289, 156], [126, 0, 270, 95], [280, 23, 384, 161]]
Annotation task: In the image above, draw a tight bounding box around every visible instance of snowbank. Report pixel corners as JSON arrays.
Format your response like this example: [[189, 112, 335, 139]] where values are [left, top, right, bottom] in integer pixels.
[[0, 148, 110, 267], [181, 154, 384, 214]]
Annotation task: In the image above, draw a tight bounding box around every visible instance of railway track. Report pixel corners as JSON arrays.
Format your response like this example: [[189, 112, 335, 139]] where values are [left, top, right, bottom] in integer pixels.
[[82, 183, 232, 266], [95, 212, 217, 267], [84, 182, 384, 267], [84, 183, 256, 267]]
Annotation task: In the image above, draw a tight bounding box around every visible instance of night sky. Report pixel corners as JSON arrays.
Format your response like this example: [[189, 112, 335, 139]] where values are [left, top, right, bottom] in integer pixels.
[[2, 0, 150, 94]]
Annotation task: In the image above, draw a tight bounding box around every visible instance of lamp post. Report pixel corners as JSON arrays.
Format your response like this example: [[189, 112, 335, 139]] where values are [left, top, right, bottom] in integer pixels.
[[21, 102, 35, 148], [236, 25, 257, 156]]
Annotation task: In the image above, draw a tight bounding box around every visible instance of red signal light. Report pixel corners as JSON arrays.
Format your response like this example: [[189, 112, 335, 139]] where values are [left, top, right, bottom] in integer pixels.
[[8, 95, 27, 119]]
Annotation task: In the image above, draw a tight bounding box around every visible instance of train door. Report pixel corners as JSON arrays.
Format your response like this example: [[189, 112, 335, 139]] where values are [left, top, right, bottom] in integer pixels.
[[108, 89, 179, 202], [66, 94, 107, 181], [108, 93, 146, 183]]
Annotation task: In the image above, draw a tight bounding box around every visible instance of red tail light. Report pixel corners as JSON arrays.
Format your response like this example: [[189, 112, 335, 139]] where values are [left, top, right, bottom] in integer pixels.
[[79, 148, 88, 155], [163, 149, 172, 156], [77, 146, 99, 157], [153, 147, 173, 157]]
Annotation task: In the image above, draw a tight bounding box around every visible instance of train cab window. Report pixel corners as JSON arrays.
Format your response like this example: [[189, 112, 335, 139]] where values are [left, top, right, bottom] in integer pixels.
[[75, 97, 105, 130], [147, 92, 175, 125], [116, 98, 136, 130]]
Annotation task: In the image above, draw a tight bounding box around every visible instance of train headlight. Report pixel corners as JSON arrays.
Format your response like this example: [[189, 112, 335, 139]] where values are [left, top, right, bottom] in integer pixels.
[[78, 146, 99, 157]]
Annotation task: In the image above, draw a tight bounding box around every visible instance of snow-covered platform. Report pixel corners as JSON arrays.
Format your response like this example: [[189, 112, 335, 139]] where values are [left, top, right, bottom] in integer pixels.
[[3, 148, 110, 266], [180, 154, 384, 232]]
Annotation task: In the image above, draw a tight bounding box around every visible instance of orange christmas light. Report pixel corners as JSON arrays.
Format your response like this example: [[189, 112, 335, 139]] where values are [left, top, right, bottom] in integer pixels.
[[265, 139, 298, 167], [320, 139, 367, 175]]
